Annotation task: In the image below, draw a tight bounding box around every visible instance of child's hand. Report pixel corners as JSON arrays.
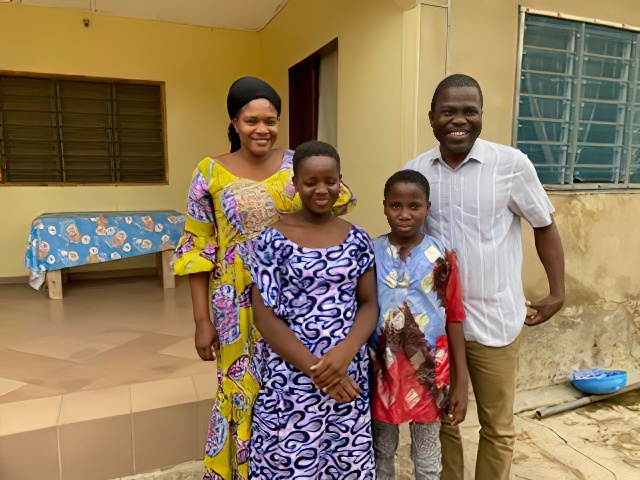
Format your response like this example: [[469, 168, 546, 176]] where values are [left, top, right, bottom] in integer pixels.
[[447, 381, 468, 426], [310, 344, 354, 390], [324, 376, 361, 403]]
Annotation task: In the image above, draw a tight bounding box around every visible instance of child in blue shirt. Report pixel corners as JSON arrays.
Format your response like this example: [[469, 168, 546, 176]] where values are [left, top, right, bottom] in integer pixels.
[[371, 170, 468, 480]]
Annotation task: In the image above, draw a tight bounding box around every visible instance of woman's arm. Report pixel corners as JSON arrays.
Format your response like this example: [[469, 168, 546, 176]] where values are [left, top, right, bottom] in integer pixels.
[[311, 268, 378, 389], [189, 272, 218, 361]]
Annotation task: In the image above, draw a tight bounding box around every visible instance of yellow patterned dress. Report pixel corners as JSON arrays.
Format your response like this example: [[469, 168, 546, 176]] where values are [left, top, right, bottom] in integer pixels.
[[173, 150, 356, 480]]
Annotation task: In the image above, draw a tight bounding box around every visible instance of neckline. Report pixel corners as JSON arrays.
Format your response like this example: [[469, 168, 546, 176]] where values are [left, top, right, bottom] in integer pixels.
[[384, 234, 429, 261], [270, 225, 357, 252], [214, 150, 293, 183]]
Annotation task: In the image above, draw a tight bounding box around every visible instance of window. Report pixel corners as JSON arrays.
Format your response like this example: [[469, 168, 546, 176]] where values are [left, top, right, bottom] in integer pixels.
[[0, 74, 166, 185], [515, 14, 640, 188]]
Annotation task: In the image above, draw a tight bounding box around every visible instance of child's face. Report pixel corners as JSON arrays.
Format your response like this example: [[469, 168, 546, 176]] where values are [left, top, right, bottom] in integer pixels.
[[383, 182, 430, 239], [293, 155, 341, 215]]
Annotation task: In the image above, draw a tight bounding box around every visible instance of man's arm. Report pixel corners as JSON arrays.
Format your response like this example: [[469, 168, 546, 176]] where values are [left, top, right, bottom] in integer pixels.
[[526, 219, 565, 326]]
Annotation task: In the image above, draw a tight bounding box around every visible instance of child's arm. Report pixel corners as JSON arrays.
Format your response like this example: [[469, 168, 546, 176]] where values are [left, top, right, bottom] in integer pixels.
[[446, 322, 468, 426], [444, 250, 468, 426], [252, 285, 360, 402], [251, 285, 319, 377], [311, 268, 378, 389]]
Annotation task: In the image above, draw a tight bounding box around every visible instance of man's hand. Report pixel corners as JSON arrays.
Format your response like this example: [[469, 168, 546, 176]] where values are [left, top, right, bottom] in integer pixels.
[[194, 320, 219, 361], [524, 295, 565, 326], [310, 343, 354, 390]]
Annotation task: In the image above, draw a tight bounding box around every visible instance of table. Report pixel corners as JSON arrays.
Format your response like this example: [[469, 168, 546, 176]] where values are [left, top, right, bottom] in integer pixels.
[[25, 211, 185, 299]]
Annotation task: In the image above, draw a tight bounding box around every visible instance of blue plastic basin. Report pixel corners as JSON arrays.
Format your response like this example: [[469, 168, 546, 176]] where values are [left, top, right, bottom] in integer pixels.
[[569, 368, 627, 395]]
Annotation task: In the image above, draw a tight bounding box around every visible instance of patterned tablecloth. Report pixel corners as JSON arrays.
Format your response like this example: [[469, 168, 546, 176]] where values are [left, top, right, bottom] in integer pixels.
[[25, 211, 185, 290]]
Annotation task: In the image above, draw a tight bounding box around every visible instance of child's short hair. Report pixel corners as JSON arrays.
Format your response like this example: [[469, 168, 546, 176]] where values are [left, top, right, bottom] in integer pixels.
[[293, 140, 341, 176], [384, 170, 430, 202]]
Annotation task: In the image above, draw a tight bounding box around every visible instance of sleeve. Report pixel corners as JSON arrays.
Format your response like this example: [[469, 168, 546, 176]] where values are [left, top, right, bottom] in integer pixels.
[[331, 181, 357, 217], [354, 228, 375, 276], [507, 153, 555, 228], [249, 229, 284, 315], [444, 250, 465, 323], [173, 160, 218, 275]]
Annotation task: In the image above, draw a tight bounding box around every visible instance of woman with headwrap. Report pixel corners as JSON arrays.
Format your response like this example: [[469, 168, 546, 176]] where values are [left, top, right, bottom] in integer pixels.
[[174, 77, 356, 480]]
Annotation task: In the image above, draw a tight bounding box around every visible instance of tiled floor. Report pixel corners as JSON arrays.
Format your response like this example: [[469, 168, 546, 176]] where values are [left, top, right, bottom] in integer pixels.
[[0, 277, 212, 403], [0, 276, 217, 480]]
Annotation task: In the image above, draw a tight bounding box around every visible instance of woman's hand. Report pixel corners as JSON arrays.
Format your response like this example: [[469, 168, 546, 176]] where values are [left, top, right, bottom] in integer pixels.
[[194, 320, 219, 361], [310, 343, 355, 390], [324, 376, 361, 403]]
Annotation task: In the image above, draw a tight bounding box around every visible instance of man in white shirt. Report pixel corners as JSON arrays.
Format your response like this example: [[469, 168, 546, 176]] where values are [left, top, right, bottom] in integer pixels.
[[405, 74, 565, 480]]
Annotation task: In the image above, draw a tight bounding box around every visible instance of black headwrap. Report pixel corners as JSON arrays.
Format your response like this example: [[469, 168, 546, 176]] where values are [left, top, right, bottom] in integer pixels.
[[226, 76, 281, 119], [226, 77, 281, 153]]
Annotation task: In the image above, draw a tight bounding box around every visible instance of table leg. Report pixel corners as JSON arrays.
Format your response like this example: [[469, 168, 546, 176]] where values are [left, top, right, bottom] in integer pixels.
[[160, 250, 175, 289], [46, 271, 64, 300]]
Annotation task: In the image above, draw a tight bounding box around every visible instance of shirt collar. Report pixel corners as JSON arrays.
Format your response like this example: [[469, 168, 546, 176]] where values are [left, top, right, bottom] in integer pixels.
[[429, 138, 486, 167]]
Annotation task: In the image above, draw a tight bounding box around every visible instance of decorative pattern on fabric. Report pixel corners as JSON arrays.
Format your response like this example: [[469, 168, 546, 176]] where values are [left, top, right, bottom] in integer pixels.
[[370, 235, 464, 425], [25, 210, 185, 289], [249, 226, 376, 479]]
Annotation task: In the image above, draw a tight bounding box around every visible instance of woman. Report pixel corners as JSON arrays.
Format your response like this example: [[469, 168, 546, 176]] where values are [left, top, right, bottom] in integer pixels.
[[174, 77, 356, 480]]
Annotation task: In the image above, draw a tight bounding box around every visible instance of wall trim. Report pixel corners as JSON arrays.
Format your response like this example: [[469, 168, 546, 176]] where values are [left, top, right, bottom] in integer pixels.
[[522, 6, 640, 33]]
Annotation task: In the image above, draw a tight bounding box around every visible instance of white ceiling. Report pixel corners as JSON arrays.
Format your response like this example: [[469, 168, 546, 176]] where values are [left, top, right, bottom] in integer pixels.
[[14, 0, 288, 31]]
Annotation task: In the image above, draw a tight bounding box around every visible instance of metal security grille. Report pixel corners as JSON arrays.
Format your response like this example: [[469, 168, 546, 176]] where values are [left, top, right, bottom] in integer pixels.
[[515, 14, 640, 188], [0, 74, 166, 185]]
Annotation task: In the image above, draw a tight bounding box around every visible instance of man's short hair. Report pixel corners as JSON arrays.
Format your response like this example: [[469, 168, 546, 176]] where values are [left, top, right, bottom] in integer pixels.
[[431, 74, 483, 112]]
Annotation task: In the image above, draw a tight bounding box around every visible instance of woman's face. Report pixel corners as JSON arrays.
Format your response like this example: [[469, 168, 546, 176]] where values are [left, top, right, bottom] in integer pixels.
[[232, 99, 279, 156], [293, 155, 342, 215]]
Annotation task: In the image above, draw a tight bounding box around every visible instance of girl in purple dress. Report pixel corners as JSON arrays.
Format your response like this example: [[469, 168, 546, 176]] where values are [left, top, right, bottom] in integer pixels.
[[249, 140, 379, 479]]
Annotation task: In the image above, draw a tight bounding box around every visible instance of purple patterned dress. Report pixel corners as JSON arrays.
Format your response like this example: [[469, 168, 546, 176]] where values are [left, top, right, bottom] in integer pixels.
[[249, 226, 376, 479]]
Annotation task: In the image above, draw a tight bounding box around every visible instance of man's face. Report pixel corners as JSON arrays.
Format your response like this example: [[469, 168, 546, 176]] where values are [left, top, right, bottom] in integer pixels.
[[429, 86, 483, 162]]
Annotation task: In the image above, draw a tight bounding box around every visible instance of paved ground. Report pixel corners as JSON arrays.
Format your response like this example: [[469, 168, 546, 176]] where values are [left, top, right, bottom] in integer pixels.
[[117, 383, 640, 480]]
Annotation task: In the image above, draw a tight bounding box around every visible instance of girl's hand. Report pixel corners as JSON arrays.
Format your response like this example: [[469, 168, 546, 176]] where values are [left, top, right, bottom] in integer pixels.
[[194, 320, 219, 361], [324, 376, 361, 403], [447, 381, 468, 426], [310, 343, 355, 389]]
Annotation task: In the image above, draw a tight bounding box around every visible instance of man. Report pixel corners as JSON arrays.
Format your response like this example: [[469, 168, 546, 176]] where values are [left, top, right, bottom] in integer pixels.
[[405, 74, 565, 480]]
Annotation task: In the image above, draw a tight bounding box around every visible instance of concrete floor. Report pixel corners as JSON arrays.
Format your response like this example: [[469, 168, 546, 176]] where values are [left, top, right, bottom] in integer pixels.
[[1, 277, 638, 480], [118, 385, 640, 480]]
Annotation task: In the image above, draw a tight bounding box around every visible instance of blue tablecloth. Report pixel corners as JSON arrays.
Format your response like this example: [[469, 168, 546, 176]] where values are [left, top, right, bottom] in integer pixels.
[[26, 211, 185, 289]]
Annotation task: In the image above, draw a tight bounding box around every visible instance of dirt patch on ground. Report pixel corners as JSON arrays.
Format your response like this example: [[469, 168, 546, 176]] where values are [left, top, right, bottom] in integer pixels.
[[395, 391, 640, 480]]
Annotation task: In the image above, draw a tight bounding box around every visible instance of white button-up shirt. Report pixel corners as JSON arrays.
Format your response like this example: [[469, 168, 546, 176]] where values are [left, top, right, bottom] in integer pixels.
[[405, 138, 554, 347]]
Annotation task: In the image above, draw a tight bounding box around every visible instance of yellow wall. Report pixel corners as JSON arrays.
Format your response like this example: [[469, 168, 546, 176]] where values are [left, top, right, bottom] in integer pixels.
[[259, 0, 406, 236], [415, 0, 640, 388], [0, 4, 261, 277]]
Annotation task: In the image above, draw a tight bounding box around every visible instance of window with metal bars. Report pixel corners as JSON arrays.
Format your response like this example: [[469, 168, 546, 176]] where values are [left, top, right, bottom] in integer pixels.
[[0, 74, 166, 185], [514, 14, 640, 188]]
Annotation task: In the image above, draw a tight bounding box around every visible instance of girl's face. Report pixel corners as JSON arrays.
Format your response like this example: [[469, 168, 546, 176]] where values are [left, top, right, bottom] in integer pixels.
[[232, 99, 279, 156], [383, 182, 430, 239], [293, 155, 341, 215]]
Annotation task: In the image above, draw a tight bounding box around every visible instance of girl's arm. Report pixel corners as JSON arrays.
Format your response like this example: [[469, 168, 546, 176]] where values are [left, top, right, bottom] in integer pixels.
[[311, 268, 378, 389], [446, 322, 468, 425], [251, 285, 320, 377], [443, 250, 468, 425], [252, 285, 360, 402]]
